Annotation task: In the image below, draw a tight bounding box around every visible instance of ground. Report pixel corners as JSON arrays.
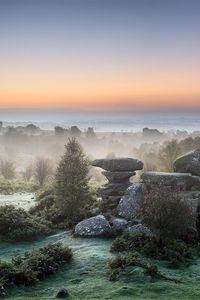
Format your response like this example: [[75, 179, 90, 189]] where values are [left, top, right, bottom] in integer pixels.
[[1, 193, 200, 299]]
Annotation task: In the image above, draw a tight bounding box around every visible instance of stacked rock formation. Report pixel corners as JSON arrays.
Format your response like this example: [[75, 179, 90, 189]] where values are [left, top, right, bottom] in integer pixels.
[[91, 158, 143, 213]]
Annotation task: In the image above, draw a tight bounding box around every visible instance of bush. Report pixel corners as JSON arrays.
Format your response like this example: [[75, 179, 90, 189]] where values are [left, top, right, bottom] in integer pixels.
[[108, 252, 180, 282], [137, 185, 194, 240], [0, 160, 15, 180], [0, 177, 39, 194], [111, 232, 193, 266], [0, 243, 72, 287], [0, 205, 52, 241]]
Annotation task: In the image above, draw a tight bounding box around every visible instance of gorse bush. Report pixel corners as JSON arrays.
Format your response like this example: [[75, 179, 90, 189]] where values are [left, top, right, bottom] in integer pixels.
[[111, 232, 193, 266], [108, 252, 180, 282], [0, 243, 72, 287], [0, 205, 52, 241]]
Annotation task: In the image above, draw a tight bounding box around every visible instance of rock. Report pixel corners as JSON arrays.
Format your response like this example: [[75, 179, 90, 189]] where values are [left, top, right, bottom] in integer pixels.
[[126, 224, 151, 235], [0, 286, 6, 298], [141, 171, 193, 189], [102, 171, 136, 183], [174, 150, 200, 176], [90, 207, 102, 216], [110, 217, 128, 231], [56, 288, 69, 298], [117, 184, 142, 220], [74, 215, 111, 237], [91, 158, 143, 172]]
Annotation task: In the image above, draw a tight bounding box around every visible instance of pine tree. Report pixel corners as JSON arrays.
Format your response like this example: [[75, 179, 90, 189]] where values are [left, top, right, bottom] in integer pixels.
[[55, 138, 91, 225]]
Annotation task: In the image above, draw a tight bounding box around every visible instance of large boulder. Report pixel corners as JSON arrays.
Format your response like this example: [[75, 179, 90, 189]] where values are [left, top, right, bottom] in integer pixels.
[[74, 215, 111, 237], [141, 171, 194, 190], [91, 158, 143, 172], [174, 150, 200, 176], [117, 184, 142, 220]]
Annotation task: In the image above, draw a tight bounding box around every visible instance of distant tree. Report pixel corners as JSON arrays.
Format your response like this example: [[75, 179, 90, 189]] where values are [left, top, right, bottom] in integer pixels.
[[54, 126, 66, 136], [137, 185, 194, 241], [159, 139, 181, 172], [0, 160, 15, 180], [0, 121, 3, 132], [69, 126, 82, 137], [55, 138, 92, 225], [25, 124, 40, 135], [34, 158, 53, 186], [86, 127, 96, 138]]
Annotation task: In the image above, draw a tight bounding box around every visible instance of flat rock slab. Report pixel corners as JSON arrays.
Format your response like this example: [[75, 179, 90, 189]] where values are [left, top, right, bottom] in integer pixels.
[[74, 215, 111, 237], [102, 171, 136, 183], [141, 171, 193, 188], [174, 149, 200, 176], [91, 158, 143, 172]]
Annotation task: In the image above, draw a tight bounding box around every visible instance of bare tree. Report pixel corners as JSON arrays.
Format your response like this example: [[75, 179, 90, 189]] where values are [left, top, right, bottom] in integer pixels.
[[23, 164, 33, 181], [159, 139, 181, 172], [34, 157, 53, 186], [0, 160, 15, 180]]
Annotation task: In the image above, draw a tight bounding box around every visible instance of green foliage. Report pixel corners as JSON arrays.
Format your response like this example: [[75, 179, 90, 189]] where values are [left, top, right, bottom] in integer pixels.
[[55, 138, 93, 226], [0, 243, 72, 287], [0, 205, 52, 241], [0, 177, 39, 194], [111, 232, 193, 266], [108, 252, 180, 283]]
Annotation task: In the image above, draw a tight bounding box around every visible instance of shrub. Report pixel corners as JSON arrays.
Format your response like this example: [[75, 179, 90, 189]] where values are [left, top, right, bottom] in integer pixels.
[[0, 160, 15, 180], [137, 185, 194, 240], [0, 243, 72, 287], [111, 232, 193, 266], [0, 205, 52, 241], [108, 252, 180, 282]]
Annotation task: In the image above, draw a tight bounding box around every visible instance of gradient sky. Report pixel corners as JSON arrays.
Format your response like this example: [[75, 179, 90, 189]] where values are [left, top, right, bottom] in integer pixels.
[[0, 0, 200, 110]]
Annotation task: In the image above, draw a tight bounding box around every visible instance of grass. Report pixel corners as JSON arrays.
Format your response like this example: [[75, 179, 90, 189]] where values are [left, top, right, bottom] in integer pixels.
[[1, 193, 200, 299], [0, 232, 200, 299]]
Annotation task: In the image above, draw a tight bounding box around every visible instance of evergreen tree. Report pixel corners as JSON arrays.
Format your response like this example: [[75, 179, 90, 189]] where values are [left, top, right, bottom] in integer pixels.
[[55, 138, 91, 225]]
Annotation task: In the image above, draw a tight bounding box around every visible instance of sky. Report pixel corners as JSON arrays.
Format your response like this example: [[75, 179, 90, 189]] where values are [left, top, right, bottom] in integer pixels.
[[0, 0, 200, 111]]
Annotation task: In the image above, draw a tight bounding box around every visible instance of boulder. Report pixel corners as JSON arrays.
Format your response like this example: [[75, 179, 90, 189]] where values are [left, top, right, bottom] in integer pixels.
[[102, 171, 136, 183], [174, 149, 200, 176], [56, 288, 69, 298], [126, 224, 151, 235], [141, 171, 193, 189], [74, 215, 111, 237], [91, 158, 143, 172], [110, 217, 128, 231], [117, 184, 142, 220]]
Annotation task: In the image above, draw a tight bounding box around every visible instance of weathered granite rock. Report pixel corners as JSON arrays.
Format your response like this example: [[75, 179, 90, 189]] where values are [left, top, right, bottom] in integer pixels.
[[126, 224, 151, 235], [110, 217, 128, 231], [74, 215, 111, 237], [174, 149, 200, 176], [102, 171, 136, 183], [91, 157, 144, 214], [91, 158, 143, 172], [117, 184, 142, 220], [141, 171, 193, 190]]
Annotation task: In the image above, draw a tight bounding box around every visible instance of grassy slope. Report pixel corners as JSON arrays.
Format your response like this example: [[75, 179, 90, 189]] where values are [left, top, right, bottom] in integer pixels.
[[0, 193, 200, 299], [0, 231, 200, 300]]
